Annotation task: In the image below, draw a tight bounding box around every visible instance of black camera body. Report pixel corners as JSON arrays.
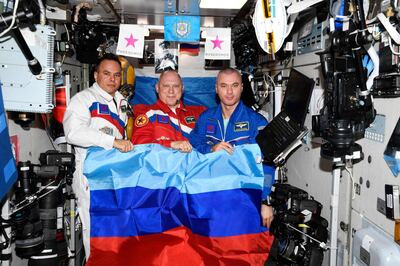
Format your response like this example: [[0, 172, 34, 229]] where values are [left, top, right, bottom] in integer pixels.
[[312, 49, 375, 159], [9, 151, 75, 263], [312, 13, 376, 159], [267, 183, 328, 266], [39, 151, 74, 185], [231, 21, 258, 70], [12, 162, 44, 259]]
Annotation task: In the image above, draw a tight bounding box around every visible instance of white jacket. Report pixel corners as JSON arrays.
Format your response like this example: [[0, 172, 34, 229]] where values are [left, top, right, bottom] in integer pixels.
[[63, 82, 129, 258], [63, 82, 128, 150]]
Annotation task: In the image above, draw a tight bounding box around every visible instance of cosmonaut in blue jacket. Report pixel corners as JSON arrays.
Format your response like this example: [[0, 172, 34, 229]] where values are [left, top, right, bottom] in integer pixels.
[[189, 100, 267, 153], [189, 67, 274, 228]]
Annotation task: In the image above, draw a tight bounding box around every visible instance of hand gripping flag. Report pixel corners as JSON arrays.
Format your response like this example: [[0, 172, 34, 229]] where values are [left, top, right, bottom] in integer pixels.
[[84, 144, 274, 265]]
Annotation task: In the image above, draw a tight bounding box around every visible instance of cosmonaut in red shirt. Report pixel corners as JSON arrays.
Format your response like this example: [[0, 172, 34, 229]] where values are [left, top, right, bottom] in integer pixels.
[[131, 70, 205, 152]]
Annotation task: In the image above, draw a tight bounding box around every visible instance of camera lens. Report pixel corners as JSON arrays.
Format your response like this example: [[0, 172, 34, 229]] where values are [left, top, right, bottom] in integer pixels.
[[13, 202, 44, 259], [278, 238, 306, 263], [13, 162, 45, 259], [28, 175, 68, 265]]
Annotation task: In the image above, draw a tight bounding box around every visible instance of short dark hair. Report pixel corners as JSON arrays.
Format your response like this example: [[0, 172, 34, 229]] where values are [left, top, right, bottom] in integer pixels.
[[217, 67, 242, 83], [94, 53, 121, 72]]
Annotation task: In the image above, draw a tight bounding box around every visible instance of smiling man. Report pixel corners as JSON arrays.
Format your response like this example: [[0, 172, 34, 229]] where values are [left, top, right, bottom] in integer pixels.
[[189, 67, 274, 228], [63, 53, 134, 259], [131, 70, 205, 153], [190, 67, 268, 154]]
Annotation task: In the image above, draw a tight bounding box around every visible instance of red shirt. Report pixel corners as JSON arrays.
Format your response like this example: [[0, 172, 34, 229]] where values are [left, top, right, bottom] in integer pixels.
[[131, 100, 206, 147]]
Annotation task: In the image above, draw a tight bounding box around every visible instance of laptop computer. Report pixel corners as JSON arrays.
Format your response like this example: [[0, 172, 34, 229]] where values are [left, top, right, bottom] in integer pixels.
[[256, 69, 315, 165]]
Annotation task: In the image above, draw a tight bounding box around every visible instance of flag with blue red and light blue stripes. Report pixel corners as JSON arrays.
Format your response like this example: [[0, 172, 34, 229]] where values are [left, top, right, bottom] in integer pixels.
[[84, 144, 274, 265], [0, 84, 17, 200]]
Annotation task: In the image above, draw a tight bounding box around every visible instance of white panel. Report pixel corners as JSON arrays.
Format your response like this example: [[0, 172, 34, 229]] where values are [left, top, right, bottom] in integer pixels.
[[352, 97, 400, 236], [7, 117, 54, 164], [0, 25, 56, 113]]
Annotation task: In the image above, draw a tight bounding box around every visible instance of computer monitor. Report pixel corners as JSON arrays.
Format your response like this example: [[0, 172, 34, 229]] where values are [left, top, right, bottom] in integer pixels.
[[281, 69, 315, 126]]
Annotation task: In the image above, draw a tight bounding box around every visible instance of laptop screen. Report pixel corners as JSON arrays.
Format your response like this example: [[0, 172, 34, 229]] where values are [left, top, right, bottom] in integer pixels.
[[281, 69, 315, 126]]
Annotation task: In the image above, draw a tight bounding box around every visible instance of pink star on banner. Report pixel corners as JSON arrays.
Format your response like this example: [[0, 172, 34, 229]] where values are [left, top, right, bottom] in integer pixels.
[[211, 35, 224, 49], [125, 33, 138, 48]]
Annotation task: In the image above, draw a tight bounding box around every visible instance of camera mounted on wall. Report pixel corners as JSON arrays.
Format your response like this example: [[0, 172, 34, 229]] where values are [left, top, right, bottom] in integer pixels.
[[70, 3, 119, 64], [312, 0, 376, 161], [266, 183, 329, 265], [1, 151, 74, 263]]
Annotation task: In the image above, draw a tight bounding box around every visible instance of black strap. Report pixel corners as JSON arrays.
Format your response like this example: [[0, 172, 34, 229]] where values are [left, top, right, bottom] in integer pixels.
[[112, 98, 118, 110]]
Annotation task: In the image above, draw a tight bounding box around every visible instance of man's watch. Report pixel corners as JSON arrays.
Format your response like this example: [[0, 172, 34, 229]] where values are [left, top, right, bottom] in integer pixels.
[[262, 196, 272, 206]]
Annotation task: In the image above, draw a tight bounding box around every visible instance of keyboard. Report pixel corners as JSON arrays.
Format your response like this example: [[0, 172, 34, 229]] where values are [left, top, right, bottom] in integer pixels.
[[257, 111, 303, 163]]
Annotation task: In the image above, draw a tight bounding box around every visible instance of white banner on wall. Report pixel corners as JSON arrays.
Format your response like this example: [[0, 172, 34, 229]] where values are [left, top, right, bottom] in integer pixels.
[[204, 28, 231, 60], [116, 24, 146, 58]]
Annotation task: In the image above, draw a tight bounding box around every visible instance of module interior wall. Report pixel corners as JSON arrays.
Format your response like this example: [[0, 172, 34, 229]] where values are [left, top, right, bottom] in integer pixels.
[[351, 98, 400, 236], [276, 51, 400, 245]]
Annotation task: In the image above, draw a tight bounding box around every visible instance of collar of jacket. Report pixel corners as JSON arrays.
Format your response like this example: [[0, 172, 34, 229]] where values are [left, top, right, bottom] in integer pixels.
[[155, 99, 187, 114], [215, 100, 244, 121], [93, 82, 121, 102]]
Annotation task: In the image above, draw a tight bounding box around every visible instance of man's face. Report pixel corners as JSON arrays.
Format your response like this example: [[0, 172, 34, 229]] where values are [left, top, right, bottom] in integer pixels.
[[156, 71, 183, 109], [94, 59, 121, 96], [216, 72, 243, 107]]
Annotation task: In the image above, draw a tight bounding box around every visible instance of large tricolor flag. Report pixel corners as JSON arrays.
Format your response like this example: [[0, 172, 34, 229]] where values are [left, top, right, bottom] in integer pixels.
[[117, 24, 147, 58], [84, 144, 274, 265]]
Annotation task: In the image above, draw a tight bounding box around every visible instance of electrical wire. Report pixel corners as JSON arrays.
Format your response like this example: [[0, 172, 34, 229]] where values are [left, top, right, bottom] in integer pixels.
[[371, 24, 381, 40], [329, 0, 353, 19], [366, 17, 378, 25], [58, 23, 71, 66], [264, 73, 275, 90], [0, 218, 11, 251], [316, 91, 325, 111], [283, 53, 293, 68], [64, 23, 70, 42], [389, 36, 400, 55], [344, 166, 356, 200], [41, 114, 58, 151], [36, 0, 46, 25], [0, 0, 20, 38]]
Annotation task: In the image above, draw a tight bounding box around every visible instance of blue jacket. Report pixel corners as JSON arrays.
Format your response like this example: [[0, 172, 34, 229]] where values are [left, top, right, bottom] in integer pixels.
[[190, 101, 268, 154]]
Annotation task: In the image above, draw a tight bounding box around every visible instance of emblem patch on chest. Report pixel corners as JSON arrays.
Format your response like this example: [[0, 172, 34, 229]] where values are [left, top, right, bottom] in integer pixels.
[[157, 115, 170, 124], [98, 104, 110, 115], [206, 124, 216, 134], [234, 121, 249, 132]]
